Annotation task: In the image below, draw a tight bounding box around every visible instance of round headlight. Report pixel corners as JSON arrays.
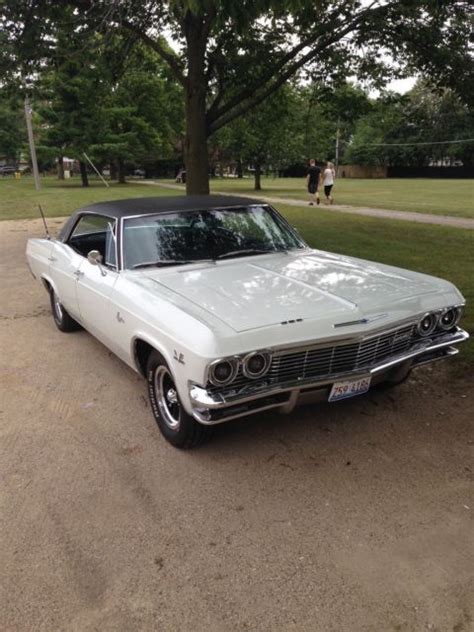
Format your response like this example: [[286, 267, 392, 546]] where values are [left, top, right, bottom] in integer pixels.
[[242, 352, 271, 379], [417, 312, 437, 337], [439, 307, 460, 331], [209, 359, 238, 386]]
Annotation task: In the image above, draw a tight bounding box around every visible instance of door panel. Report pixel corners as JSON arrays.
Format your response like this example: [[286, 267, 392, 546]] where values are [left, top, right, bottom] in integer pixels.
[[48, 243, 84, 318], [76, 260, 119, 350]]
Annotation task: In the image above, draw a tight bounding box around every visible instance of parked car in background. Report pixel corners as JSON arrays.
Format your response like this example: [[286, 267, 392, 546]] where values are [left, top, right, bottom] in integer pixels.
[[0, 165, 18, 176], [26, 195, 468, 448]]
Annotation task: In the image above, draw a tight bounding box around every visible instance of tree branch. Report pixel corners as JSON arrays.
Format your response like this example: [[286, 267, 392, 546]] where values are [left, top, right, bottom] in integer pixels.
[[207, 1, 386, 127], [121, 20, 186, 87]]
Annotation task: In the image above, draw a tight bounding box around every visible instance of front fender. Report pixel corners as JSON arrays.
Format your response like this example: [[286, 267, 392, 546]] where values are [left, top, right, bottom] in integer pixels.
[[130, 332, 207, 416], [130, 332, 175, 376]]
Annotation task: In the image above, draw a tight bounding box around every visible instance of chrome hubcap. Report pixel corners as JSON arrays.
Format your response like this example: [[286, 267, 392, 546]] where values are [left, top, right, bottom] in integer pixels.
[[166, 388, 178, 404], [154, 366, 180, 430], [53, 293, 63, 320]]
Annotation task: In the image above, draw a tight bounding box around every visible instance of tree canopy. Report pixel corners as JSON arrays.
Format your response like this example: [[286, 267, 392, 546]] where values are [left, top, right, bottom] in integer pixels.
[[346, 83, 474, 167], [2, 1, 473, 191]]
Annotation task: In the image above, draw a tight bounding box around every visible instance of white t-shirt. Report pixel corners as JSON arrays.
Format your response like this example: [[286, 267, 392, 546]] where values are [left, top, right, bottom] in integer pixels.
[[323, 168, 335, 186]]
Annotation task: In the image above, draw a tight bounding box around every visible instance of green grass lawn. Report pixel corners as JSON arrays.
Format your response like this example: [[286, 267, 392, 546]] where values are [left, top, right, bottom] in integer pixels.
[[276, 201, 473, 366], [0, 176, 180, 221], [202, 176, 474, 218], [2, 175, 472, 364]]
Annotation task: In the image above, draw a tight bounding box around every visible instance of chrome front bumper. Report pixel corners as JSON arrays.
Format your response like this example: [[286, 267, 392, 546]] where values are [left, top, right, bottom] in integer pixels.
[[189, 328, 469, 425]]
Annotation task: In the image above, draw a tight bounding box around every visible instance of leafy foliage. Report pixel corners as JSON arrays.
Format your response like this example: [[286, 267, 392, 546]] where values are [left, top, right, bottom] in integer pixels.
[[2, 0, 473, 191], [346, 82, 474, 166], [33, 17, 183, 183], [0, 92, 25, 162]]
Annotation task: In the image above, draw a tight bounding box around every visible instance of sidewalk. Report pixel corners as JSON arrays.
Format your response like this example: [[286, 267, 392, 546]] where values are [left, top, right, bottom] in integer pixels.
[[140, 181, 474, 230]]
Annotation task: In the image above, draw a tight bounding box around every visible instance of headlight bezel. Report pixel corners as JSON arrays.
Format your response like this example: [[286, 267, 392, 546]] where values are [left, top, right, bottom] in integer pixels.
[[242, 351, 272, 379], [438, 306, 462, 331], [207, 349, 273, 386], [416, 304, 464, 337], [417, 312, 438, 337], [208, 357, 239, 387]]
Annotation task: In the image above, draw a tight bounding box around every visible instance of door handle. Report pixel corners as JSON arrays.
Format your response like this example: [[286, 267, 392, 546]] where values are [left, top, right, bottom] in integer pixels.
[[73, 270, 84, 278], [48, 256, 57, 262]]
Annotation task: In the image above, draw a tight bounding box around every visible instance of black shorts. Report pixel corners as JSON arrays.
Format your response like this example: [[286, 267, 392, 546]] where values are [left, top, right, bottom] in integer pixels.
[[308, 182, 318, 194], [324, 184, 333, 197]]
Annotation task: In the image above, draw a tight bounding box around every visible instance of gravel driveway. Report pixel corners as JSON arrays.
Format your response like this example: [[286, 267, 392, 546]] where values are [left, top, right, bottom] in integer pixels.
[[1, 219, 473, 632]]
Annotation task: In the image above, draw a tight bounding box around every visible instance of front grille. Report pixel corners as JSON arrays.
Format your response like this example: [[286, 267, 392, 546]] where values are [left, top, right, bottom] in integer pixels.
[[206, 322, 453, 398], [269, 323, 415, 383]]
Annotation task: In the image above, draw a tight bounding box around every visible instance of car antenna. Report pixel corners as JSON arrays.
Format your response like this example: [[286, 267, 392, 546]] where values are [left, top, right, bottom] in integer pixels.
[[38, 204, 51, 240]]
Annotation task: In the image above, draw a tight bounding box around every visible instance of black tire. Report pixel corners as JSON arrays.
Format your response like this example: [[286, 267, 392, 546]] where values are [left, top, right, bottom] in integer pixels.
[[146, 350, 211, 448], [376, 369, 412, 391], [49, 287, 81, 332]]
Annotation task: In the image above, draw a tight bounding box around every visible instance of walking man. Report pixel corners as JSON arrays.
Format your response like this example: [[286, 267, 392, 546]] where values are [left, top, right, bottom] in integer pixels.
[[306, 159, 321, 206]]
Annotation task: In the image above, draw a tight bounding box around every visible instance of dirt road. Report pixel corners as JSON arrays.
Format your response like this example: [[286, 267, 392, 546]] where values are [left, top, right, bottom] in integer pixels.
[[1, 219, 473, 632]]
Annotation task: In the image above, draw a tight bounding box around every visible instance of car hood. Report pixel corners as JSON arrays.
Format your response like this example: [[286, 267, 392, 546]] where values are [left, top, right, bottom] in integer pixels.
[[139, 250, 452, 333]]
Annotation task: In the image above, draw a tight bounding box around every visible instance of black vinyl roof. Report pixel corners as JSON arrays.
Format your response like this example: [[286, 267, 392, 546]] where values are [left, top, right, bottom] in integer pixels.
[[77, 194, 264, 218], [58, 194, 265, 241]]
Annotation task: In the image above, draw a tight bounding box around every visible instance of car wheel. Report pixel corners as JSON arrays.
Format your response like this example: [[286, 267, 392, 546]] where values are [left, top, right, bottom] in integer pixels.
[[146, 351, 211, 449], [49, 288, 81, 332], [376, 368, 412, 391]]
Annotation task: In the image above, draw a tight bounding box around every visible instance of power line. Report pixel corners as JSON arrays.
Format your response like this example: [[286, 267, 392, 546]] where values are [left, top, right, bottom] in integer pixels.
[[348, 138, 474, 147]]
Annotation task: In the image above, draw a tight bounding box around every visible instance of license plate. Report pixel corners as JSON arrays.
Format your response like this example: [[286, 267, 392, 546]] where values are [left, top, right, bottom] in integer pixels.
[[328, 377, 371, 402]]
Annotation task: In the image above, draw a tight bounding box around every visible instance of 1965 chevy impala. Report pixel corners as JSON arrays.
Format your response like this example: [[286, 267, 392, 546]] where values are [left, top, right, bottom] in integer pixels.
[[26, 195, 468, 448]]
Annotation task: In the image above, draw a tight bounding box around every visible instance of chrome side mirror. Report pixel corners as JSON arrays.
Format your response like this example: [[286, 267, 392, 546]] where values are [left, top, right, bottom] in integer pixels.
[[87, 250, 106, 276]]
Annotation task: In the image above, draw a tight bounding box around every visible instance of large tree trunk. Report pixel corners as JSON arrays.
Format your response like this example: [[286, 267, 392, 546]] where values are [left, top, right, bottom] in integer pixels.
[[79, 160, 89, 187], [110, 161, 118, 180], [254, 162, 262, 191], [57, 157, 64, 180], [236, 159, 243, 178], [117, 158, 126, 184], [184, 13, 210, 195]]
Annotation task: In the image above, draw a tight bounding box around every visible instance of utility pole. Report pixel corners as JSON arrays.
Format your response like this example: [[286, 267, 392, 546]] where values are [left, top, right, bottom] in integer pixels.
[[24, 96, 41, 191]]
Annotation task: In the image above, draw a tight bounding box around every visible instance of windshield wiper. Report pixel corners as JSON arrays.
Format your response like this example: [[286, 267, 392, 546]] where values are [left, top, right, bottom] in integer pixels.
[[216, 249, 276, 260], [133, 259, 213, 269]]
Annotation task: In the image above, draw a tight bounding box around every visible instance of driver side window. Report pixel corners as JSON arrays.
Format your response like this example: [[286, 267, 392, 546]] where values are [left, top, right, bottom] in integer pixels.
[[68, 215, 117, 268]]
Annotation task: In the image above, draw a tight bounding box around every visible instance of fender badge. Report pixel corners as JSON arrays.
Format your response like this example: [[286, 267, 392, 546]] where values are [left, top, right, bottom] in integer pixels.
[[173, 350, 185, 365], [116, 311, 125, 324]]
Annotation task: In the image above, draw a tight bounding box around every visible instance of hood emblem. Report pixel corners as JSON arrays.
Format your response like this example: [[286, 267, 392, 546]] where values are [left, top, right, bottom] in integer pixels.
[[334, 313, 388, 328]]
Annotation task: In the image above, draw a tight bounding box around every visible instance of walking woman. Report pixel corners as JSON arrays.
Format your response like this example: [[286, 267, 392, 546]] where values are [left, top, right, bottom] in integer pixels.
[[323, 161, 336, 204]]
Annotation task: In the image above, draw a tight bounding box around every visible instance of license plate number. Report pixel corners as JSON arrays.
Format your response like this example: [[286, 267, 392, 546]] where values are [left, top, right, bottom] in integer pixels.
[[328, 377, 371, 402]]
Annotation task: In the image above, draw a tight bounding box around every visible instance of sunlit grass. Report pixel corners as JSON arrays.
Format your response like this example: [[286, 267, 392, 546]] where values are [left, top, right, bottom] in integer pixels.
[[202, 175, 474, 218], [0, 176, 180, 221], [273, 201, 473, 365], [2, 175, 471, 364]]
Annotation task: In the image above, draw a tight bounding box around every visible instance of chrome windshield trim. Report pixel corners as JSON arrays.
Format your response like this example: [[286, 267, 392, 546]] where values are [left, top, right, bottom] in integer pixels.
[[119, 203, 306, 270]]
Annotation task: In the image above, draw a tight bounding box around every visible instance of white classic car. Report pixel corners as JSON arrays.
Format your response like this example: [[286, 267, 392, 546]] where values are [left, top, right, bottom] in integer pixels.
[[26, 195, 468, 448]]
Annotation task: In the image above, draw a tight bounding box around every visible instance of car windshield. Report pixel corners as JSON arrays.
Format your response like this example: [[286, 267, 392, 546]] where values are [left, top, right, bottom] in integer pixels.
[[122, 205, 305, 270]]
